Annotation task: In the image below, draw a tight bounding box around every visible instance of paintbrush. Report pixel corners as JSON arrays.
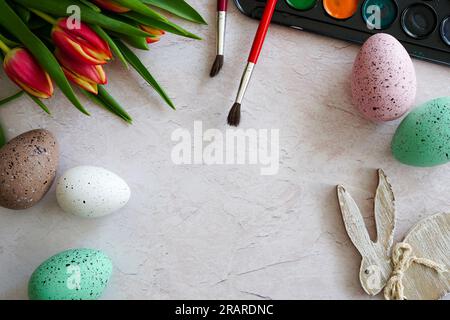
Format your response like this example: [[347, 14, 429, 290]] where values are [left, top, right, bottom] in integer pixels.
[[210, 0, 228, 77], [227, 0, 278, 126]]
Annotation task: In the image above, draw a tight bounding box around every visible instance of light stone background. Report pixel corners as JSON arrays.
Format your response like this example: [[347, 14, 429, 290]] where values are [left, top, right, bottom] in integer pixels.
[[0, 1, 449, 300]]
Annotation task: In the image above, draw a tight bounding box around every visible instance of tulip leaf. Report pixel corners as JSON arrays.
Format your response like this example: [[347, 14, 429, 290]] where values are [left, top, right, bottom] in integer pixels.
[[0, 34, 19, 48], [27, 93, 51, 114], [0, 91, 24, 106], [123, 12, 201, 40], [27, 17, 48, 30], [12, 0, 152, 38], [79, 0, 101, 12], [113, 0, 168, 22], [82, 87, 132, 123], [107, 15, 149, 51], [141, 0, 207, 24], [0, 1, 89, 115], [0, 121, 5, 147], [97, 86, 133, 123], [90, 25, 128, 69], [0, 81, 11, 149], [10, 3, 31, 23], [122, 35, 149, 50], [115, 39, 175, 110]]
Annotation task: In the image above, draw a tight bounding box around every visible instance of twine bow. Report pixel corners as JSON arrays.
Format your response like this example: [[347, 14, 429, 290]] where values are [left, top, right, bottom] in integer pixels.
[[384, 242, 448, 300]]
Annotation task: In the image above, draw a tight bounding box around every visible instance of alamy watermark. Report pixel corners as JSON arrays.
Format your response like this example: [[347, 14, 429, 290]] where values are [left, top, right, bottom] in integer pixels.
[[64, 4, 388, 31], [171, 121, 280, 175], [366, 5, 382, 30], [66, 5, 81, 29], [365, 265, 383, 292], [66, 264, 81, 290]]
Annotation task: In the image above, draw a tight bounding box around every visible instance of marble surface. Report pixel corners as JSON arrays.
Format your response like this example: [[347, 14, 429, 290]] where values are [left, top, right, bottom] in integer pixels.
[[0, 1, 449, 300]]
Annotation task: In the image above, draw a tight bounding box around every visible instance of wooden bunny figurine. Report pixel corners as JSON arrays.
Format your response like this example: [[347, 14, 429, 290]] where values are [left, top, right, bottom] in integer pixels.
[[337, 169, 450, 300]]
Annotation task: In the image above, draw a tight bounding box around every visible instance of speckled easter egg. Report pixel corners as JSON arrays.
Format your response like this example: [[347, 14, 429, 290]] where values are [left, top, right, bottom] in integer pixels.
[[56, 166, 130, 218], [352, 33, 416, 122], [0, 129, 59, 210], [28, 248, 112, 300], [392, 97, 450, 167]]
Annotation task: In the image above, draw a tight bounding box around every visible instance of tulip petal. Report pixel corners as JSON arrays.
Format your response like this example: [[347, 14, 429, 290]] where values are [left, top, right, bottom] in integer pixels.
[[67, 38, 107, 65], [63, 66, 98, 94], [15, 80, 53, 99], [55, 50, 107, 85], [57, 18, 112, 58], [52, 29, 101, 65], [0, 1, 89, 115], [90, 25, 129, 69], [146, 37, 160, 44], [140, 25, 165, 36], [52, 18, 112, 65], [94, 65, 107, 84], [3, 48, 53, 99], [85, 47, 111, 63], [140, 26, 164, 44]]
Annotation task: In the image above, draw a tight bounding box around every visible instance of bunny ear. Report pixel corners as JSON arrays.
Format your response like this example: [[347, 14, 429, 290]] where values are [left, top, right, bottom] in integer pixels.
[[374, 169, 396, 251], [337, 185, 374, 256]]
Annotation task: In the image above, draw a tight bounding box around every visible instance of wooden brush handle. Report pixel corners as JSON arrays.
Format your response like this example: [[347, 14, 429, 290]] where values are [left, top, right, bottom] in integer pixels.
[[218, 0, 228, 11], [248, 0, 278, 64]]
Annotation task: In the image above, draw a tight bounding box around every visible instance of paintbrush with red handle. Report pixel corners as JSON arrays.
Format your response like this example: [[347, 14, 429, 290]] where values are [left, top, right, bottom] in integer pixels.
[[227, 0, 278, 126], [210, 0, 228, 77]]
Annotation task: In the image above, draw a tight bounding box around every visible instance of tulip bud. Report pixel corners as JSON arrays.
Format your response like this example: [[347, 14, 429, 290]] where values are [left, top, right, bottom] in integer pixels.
[[52, 18, 112, 65], [92, 0, 131, 13], [3, 48, 53, 99], [140, 26, 165, 44], [55, 50, 107, 94]]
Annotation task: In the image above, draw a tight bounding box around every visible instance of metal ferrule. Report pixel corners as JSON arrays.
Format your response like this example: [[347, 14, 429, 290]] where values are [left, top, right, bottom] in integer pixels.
[[235, 62, 255, 104], [217, 11, 226, 56]]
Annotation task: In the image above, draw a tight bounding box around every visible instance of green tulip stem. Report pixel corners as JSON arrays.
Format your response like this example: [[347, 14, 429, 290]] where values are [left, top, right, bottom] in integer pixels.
[[30, 9, 57, 25], [0, 38, 10, 54]]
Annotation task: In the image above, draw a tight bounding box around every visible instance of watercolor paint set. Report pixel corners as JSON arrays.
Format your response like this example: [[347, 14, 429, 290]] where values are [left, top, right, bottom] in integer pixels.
[[234, 0, 450, 66]]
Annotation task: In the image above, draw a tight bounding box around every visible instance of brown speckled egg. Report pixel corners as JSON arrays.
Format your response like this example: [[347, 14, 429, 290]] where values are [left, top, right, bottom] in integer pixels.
[[351, 33, 416, 122], [0, 129, 59, 210]]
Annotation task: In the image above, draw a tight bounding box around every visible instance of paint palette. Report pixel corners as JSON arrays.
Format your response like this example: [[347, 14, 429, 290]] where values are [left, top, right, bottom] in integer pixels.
[[234, 0, 450, 66]]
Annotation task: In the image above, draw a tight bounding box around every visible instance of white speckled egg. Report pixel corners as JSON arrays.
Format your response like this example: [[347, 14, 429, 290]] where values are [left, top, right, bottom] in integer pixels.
[[56, 166, 130, 218], [351, 33, 416, 122]]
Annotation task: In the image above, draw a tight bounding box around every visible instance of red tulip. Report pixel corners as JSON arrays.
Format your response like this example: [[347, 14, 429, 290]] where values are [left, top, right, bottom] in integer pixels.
[[55, 50, 106, 94], [52, 18, 112, 65], [140, 26, 165, 44], [92, 0, 131, 13], [3, 48, 53, 99]]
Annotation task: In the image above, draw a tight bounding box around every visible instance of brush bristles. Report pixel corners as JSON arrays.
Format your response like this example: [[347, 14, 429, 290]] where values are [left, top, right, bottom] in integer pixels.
[[210, 55, 224, 77], [227, 102, 241, 126]]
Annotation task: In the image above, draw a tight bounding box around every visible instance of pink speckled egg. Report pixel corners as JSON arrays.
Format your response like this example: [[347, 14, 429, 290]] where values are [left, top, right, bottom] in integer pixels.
[[351, 33, 416, 122]]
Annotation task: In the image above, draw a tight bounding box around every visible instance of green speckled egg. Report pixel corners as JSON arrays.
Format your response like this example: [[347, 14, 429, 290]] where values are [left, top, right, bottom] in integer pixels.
[[28, 248, 112, 300], [392, 97, 450, 167]]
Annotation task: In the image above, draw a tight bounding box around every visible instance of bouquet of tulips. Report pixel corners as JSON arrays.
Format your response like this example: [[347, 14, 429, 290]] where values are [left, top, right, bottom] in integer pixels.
[[0, 0, 205, 130]]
